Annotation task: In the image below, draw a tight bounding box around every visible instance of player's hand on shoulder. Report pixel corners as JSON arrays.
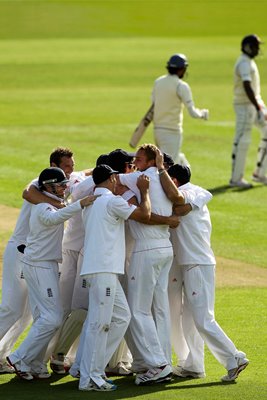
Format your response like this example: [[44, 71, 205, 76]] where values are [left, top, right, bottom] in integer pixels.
[[80, 194, 100, 208], [136, 174, 150, 191], [57, 202, 66, 209]]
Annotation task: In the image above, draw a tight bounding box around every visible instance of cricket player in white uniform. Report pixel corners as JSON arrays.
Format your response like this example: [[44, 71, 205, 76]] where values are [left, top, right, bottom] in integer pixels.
[[152, 54, 209, 164], [70, 164, 151, 392], [0, 148, 73, 374], [118, 144, 183, 385], [156, 157, 249, 382], [7, 167, 96, 381], [48, 171, 94, 373], [48, 155, 115, 373], [230, 34, 267, 187]]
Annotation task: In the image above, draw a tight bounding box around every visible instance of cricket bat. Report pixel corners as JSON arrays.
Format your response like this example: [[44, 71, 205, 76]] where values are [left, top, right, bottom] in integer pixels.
[[129, 104, 154, 148]]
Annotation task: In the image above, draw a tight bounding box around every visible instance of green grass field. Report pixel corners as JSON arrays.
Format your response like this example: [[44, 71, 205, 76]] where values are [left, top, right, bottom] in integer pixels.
[[0, 1, 267, 399]]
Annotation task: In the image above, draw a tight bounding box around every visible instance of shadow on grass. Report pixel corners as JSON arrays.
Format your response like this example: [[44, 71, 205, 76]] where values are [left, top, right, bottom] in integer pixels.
[[207, 184, 264, 196], [0, 374, 235, 400]]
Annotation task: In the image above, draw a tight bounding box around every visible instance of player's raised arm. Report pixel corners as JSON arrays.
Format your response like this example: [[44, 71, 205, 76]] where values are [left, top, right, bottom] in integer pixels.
[[155, 149, 185, 205], [23, 183, 64, 208], [128, 174, 151, 223]]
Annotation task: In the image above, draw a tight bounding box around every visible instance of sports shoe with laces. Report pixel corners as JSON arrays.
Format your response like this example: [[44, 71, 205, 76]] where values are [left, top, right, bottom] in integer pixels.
[[229, 179, 252, 188], [105, 361, 133, 376], [50, 353, 66, 375], [79, 379, 117, 391], [221, 357, 249, 382], [31, 364, 51, 379], [135, 364, 172, 386], [0, 360, 15, 374], [173, 365, 206, 379], [6, 357, 33, 381], [252, 174, 267, 184]]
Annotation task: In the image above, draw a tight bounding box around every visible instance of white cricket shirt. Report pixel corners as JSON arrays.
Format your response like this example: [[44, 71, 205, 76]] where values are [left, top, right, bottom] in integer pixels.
[[171, 182, 215, 265], [81, 187, 136, 276], [10, 178, 39, 245], [234, 53, 261, 104], [152, 74, 203, 131], [119, 167, 172, 241], [23, 194, 83, 267], [62, 174, 95, 252]]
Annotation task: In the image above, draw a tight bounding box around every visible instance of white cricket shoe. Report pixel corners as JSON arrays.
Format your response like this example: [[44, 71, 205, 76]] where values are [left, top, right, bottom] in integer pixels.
[[0, 360, 15, 374], [6, 357, 34, 381], [229, 179, 252, 188], [105, 361, 133, 376], [252, 174, 267, 185], [79, 379, 117, 391], [31, 363, 51, 379], [173, 365, 206, 379], [135, 364, 172, 385], [221, 357, 249, 382]]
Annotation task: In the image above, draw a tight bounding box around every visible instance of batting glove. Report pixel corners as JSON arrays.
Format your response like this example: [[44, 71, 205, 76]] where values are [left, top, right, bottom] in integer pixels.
[[257, 109, 267, 126], [201, 109, 209, 120]]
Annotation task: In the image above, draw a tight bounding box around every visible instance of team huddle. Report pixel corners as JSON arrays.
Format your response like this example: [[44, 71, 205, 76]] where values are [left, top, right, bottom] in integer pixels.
[[2, 32, 267, 392], [0, 144, 248, 391]]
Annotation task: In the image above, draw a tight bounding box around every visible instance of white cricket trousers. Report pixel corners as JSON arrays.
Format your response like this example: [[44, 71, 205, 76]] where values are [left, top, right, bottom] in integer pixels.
[[45, 249, 88, 362], [0, 241, 32, 361], [168, 261, 205, 373], [154, 127, 182, 163], [9, 261, 63, 371], [182, 264, 246, 370], [59, 248, 88, 314], [127, 240, 173, 370], [231, 103, 267, 181], [76, 273, 131, 389]]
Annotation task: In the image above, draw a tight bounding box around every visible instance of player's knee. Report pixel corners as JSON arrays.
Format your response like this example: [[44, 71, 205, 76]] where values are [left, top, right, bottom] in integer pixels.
[[0, 304, 24, 323], [44, 310, 64, 330]]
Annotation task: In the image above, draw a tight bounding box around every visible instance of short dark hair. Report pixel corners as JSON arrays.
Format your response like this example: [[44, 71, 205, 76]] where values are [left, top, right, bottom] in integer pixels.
[[96, 153, 110, 166], [167, 66, 180, 75], [49, 147, 73, 167], [168, 164, 191, 185], [92, 164, 118, 185], [108, 149, 133, 173]]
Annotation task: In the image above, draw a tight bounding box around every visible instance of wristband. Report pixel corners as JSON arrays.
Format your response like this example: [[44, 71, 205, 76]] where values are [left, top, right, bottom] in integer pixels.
[[158, 168, 166, 175]]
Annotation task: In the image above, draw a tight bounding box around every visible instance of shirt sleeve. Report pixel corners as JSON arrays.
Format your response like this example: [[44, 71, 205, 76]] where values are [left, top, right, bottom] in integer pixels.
[[181, 186, 212, 209], [119, 172, 141, 201], [38, 201, 82, 226], [71, 176, 95, 201], [237, 59, 252, 82], [107, 196, 137, 220], [177, 81, 204, 118], [121, 189, 136, 202]]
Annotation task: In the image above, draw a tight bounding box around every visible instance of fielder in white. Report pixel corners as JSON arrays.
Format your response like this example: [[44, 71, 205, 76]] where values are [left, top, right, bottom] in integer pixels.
[[118, 144, 183, 386], [230, 34, 267, 188], [70, 164, 151, 392], [152, 53, 209, 164], [156, 154, 249, 382], [47, 155, 114, 374], [7, 167, 96, 381], [49, 171, 94, 373], [0, 147, 73, 374]]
